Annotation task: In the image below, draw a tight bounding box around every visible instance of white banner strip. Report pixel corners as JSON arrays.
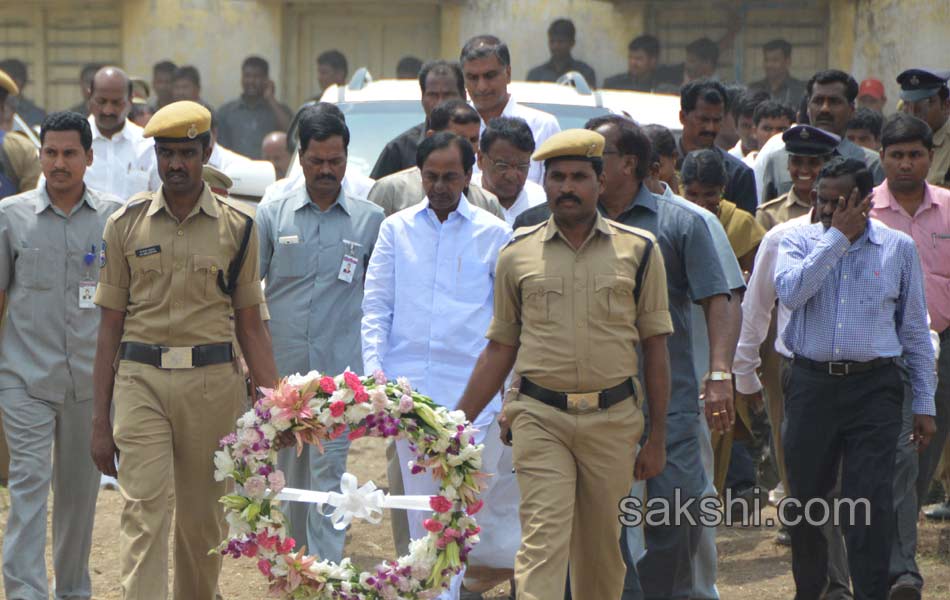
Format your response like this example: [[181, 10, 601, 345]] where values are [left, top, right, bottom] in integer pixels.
[[274, 487, 432, 512]]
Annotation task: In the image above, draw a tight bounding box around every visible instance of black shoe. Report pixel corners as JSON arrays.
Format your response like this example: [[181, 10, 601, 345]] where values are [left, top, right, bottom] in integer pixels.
[[775, 526, 791, 546], [888, 577, 922, 600], [924, 502, 950, 521], [923, 480, 946, 505]]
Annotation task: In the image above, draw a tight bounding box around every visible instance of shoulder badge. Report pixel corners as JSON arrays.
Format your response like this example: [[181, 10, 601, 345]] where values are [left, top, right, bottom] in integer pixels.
[[218, 195, 257, 219]]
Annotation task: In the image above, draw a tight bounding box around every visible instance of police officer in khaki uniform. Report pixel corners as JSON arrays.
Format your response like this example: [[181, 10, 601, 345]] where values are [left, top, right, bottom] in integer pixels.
[[756, 125, 837, 231], [0, 68, 41, 198], [457, 129, 673, 600], [90, 101, 278, 600], [898, 68, 950, 189]]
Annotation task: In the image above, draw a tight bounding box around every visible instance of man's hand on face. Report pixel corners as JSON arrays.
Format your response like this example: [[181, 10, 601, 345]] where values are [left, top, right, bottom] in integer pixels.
[[831, 187, 870, 242]]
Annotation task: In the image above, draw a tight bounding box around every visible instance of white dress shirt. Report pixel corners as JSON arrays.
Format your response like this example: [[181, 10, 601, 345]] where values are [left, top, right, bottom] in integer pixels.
[[470, 174, 546, 226], [733, 214, 810, 394], [208, 143, 251, 173], [83, 116, 158, 201], [474, 96, 561, 184], [361, 194, 512, 426]]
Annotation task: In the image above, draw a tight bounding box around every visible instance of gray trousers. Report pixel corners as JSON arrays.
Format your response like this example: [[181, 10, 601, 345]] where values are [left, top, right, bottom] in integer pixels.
[[916, 336, 950, 510], [889, 369, 921, 587], [276, 434, 350, 562], [0, 389, 99, 600]]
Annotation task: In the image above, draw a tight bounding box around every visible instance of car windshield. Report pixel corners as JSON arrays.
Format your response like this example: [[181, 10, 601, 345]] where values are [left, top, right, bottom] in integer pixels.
[[291, 100, 612, 179]]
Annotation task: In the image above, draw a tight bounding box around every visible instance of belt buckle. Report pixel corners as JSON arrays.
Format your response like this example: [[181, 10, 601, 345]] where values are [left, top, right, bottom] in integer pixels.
[[160, 346, 193, 369], [827, 361, 849, 376], [565, 392, 600, 414]]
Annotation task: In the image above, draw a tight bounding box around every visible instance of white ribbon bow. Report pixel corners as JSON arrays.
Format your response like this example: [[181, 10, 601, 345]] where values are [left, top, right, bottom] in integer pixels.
[[273, 472, 433, 530]]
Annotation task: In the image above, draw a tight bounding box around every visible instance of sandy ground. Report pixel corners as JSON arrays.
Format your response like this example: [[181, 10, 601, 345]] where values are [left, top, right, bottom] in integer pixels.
[[1, 436, 948, 599]]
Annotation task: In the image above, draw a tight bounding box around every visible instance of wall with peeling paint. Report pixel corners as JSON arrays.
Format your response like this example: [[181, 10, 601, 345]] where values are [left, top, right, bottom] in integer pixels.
[[453, 0, 646, 85], [850, 0, 950, 112], [120, 0, 283, 108]]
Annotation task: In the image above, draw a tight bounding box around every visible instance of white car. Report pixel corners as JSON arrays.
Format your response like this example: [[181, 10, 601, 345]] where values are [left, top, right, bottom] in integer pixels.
[[287, 69, 682, 179]]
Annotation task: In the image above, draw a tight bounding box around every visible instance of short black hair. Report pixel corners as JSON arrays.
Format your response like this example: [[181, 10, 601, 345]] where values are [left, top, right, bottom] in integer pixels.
[[173, 65, 201, 88], [460, 35, 511, 67], [880, 112, 933, 151], [846, 107, 884, 140], [396, 56, 423, 78], [418, 60, 465, 98], [681, 79, 728, 113], [153, 60, 177, 75], [317, 50, 348, 78], [301, 101, 346, 123], [628, 34, 660, 57], [586, 114, 652, 180], [681, 149, 727, 187], [642, 124, 678, 163], [428, 99, 480, 132], [807, 69, 859, 104], [548, 18, 575, 40], [686, 37, 719, 67], [298, 110, 349, 152], [480, 116, 535, 154], [417, 131, 476, 173], [242, 56, 269, 75], [732, 89, 769, 121], [817, 157, 874, 199], [0, 59, 26, 85], [40, 111, 93, 150], [763, 39, 792, 58], [753, 100, 796, 126]]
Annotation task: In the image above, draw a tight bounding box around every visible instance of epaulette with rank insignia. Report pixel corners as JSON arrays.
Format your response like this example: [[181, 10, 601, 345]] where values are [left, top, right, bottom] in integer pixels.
[[502, 221, 546, 251], [608, 220, 658, 244], [757, 193, 789, 211], [218, 194, 257, 219], [108, 191, 153, 221]]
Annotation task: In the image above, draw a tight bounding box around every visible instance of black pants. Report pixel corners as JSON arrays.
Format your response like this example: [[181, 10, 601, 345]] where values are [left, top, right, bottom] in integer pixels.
[[782, 361, 902, 600]]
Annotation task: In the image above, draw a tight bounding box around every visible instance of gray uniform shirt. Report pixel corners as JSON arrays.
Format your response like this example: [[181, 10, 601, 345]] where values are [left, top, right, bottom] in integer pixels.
[[257, 185, 384, 377], [0, 186, 122, 401]]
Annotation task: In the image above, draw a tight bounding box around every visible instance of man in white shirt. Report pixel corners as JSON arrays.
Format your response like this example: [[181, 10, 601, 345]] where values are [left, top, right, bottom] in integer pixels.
[[473, 116, 546, 226], [460, 35, 560, 184], [84, 67, 158, 201], [361, 132, 512, 600]]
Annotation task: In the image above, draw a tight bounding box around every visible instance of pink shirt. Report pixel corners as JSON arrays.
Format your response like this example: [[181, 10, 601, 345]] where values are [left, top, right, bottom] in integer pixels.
[[870, 181, 950, 332]]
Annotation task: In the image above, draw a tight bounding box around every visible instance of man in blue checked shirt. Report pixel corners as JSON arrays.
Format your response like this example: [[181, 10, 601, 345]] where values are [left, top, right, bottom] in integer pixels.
[[774, 157, 936, 600]]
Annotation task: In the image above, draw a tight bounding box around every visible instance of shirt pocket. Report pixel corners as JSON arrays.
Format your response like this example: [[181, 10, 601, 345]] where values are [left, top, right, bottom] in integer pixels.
[[128, 253, 163, 301], [522, 276, 563, 323], [594, 274, 636, 323], [193, 254, 226, 298], [932, 234, 950, 277], [272, 242, 310, 279], [16, 247, 53, 291], [456, 258, 491, 300]]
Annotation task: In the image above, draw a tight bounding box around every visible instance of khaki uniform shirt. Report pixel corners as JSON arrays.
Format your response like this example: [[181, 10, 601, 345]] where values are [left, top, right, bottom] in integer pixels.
[[0, 186, 122, 401], [487, 212, 673, 392], [3, 132, 40, 193], [367, 166, 506, 220], [756, 187, 811, 231], [95, 184, 264, 346], [928, 119, 950, 189]]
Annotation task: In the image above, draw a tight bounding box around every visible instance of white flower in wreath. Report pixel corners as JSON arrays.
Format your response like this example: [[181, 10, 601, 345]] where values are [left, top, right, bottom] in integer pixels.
[[286, 370, 320, 387], [225, 510, 251, 537], [213, 450, 234, 481], [345, 401, 373, 422]]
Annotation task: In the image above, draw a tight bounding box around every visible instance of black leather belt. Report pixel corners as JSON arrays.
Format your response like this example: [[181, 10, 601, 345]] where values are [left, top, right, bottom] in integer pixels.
[[940, 328, 950, 343], [120, 341, 234, 370], [519, 377, 635, 413], [793, 355, 895, 377]]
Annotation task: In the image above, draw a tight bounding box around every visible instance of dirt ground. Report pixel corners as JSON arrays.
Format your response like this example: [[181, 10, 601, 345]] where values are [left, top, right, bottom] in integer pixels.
[[1, 436, 948, 599]]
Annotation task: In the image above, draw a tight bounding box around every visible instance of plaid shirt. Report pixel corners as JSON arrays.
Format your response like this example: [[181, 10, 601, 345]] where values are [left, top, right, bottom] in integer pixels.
[[775, 220, 936, 415]]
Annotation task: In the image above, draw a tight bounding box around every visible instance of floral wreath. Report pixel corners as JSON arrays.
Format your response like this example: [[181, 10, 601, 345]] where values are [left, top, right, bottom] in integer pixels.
[[214, 370, 485, 599]]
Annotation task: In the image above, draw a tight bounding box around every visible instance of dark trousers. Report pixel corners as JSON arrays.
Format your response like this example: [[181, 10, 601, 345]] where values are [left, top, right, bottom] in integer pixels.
[[915, 336, 950, 510], [783, 360, 902, 600]]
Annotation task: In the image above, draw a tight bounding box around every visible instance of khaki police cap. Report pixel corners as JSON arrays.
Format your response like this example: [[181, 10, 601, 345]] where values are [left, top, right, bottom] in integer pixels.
[[143, 100, 211, 140], [202, 164, 233, 193], [0, 69, 19, 96], [532, 129, 605, 162]]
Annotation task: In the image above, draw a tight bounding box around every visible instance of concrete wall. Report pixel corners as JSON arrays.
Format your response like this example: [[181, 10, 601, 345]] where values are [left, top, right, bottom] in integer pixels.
[[120, 0, 284, 108], [850, 0, 950, 112], [451, 0, 646, 84]]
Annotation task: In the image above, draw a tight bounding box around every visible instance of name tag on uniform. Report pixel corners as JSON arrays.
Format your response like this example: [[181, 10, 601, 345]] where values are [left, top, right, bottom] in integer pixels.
[[338, 254, 359, 283], [279, 235, 300, 245], [135, 245, 161, 257], [79, 280, 96, 309]]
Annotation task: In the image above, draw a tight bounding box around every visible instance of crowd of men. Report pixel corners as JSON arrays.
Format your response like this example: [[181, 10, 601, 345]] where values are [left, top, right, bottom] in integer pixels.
[[0, 18, 947, 600]]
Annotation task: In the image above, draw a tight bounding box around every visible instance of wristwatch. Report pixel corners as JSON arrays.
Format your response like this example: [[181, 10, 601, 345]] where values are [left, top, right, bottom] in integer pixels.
[[707, 371, 733, 381]]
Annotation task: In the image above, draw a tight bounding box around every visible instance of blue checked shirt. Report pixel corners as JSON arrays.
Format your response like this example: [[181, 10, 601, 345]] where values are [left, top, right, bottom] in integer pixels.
[[775, 220, 936, 415]]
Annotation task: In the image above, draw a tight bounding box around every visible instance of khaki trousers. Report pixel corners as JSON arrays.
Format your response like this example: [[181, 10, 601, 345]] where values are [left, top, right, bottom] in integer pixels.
[[760, 319, 788, 492], [709, 396, 753, 495], [113, 360, 244, 600], [507, 393, 642, 600]]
